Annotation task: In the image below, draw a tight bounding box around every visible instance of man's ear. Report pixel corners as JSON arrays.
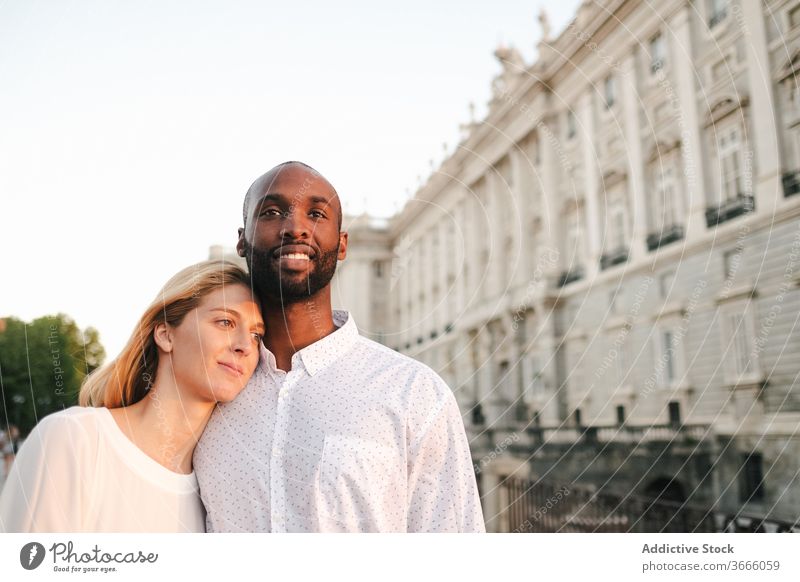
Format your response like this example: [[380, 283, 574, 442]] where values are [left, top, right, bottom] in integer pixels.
[[153, 322, 174, 353], [337, 231, 348, 261], [237, 228, 246, 257]]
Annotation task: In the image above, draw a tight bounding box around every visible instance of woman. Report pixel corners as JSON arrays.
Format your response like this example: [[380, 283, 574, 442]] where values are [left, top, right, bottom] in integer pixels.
[[0, 260, 263, 532]]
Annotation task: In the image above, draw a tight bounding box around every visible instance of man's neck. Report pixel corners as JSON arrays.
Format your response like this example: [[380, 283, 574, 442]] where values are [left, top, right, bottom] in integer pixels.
[[262, 289, 337, 372]]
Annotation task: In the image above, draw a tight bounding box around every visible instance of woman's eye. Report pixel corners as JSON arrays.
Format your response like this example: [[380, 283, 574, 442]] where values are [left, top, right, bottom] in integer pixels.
[[251, 332, 262, 343], [218, 319, 234, 327]]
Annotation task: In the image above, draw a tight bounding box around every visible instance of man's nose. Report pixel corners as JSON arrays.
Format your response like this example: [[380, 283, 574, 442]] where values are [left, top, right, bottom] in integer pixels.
[[280, 209, 310, 239]]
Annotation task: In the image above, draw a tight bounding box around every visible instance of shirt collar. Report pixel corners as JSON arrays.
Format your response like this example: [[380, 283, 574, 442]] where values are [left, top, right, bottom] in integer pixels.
[[257, 310, 359, 377]]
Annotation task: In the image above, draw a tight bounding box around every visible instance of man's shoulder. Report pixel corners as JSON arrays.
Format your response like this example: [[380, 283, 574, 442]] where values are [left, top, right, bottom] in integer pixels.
[[351, 336, 453, 402], [353, 336, 443, 378]]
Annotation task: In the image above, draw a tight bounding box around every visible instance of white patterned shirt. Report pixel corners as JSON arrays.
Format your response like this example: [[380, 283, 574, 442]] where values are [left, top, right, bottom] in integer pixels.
[[194, 310, 485, 532]]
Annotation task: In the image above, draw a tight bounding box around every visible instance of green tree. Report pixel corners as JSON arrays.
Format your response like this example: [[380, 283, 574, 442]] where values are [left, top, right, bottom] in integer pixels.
[[0, 314, 105, 435]]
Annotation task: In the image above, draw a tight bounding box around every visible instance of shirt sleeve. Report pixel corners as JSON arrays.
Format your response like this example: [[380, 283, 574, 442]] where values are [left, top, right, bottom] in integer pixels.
[[0, 412, 95, 532], [406, 375, 486, 533]]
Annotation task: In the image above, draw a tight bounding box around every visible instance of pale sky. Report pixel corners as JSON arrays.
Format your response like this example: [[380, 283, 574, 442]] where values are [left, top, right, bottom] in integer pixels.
[[0, 0, 581, 357]]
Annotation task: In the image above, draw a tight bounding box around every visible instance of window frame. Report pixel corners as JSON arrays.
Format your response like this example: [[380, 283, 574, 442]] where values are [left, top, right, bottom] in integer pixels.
[[718, 298, 763, 385]]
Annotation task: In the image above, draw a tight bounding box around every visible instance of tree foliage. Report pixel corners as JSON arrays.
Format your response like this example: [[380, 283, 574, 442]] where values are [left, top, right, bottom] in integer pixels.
[[0, 314, 105, 435]]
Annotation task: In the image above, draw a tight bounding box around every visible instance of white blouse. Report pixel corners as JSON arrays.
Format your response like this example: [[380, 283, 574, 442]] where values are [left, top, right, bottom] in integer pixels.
[[0, 406, 204, 532]]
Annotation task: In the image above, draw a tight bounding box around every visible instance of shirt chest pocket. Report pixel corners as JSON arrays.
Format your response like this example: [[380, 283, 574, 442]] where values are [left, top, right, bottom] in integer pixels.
[[316, 434, 403, 529]]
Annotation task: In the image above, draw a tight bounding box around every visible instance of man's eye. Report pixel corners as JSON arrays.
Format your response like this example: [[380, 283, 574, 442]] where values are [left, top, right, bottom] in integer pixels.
[[260, 208, 283, 217], [310, 210, 325, 219]]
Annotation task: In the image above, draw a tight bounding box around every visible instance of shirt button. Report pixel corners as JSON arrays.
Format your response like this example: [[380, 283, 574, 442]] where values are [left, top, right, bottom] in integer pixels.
[[279, 389, 288, 399], [272, 445, 281, 456]]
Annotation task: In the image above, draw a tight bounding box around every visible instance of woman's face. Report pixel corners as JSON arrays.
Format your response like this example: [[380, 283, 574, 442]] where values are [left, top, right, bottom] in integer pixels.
[[166, 283, 264, 404]]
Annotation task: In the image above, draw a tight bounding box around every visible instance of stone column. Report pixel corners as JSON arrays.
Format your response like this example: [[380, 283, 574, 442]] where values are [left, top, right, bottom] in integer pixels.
[[454, 198, 467, 316], [670, 5, 709, 240], [621, 53, 648, 261], [580, 91, 601, 277], [538, 114, 565, 279], [740, 0, 782, 214], [509, 146, 529, 290], [437, 219, 448, 333], [477, 330, 498, 425]]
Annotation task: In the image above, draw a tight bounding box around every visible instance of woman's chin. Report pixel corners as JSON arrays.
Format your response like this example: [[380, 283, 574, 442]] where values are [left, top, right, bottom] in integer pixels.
[[206, 383, 247, 404]]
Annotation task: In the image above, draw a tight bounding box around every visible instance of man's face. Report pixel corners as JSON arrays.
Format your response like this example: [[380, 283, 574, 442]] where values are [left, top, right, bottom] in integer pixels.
[[238, 165, 347, 304]]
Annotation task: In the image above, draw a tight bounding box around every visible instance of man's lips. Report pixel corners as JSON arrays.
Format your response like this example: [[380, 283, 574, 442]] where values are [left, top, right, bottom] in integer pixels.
[[272, 244, 316, 260], [218, 361, 244, 376]]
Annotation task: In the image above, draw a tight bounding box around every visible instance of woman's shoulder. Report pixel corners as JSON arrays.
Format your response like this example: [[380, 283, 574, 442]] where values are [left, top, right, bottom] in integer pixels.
[[31, 406, 108, 442]]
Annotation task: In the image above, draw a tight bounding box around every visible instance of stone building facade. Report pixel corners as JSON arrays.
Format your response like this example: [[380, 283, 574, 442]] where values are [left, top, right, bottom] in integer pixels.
[[332, 0, 800, 531]]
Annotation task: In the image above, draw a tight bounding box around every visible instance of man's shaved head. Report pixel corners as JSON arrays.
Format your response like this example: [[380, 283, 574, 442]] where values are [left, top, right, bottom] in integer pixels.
[[242, 161, 342, 230], [238, 160, 348, 304]]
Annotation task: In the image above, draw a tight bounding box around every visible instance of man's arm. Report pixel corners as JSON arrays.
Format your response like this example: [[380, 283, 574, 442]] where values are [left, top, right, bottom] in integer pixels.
[[406, 376, 485, 533]]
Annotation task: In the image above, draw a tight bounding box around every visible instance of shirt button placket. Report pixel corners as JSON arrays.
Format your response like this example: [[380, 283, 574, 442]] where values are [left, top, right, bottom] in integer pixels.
[[270, 372, 287, 533]]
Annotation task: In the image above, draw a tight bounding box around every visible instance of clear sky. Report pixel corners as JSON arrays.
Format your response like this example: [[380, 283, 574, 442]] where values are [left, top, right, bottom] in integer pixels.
[[0, 0, 581, 357]]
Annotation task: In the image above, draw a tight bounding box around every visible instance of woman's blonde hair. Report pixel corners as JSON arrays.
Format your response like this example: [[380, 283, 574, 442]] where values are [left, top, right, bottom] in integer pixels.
[[80, 259, 253, 408]]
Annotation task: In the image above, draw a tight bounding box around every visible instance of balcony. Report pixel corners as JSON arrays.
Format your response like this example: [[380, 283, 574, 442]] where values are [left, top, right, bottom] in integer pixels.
[[783, 171, 800, 198], [599, 247, 628, 271], [557, 266, 584, 288], [646, 224, 684, 251], [521, 423, 713, 446], [705, 194, 755, 227]]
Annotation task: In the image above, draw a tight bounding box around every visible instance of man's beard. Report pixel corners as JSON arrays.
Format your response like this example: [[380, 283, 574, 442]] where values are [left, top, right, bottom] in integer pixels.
[[242, 239, 339, 304]]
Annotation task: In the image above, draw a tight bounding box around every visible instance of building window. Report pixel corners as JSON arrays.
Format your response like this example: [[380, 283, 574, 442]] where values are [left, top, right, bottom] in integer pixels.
[[668, 401, 681, 426], [600, 185, 629, 270], [656, 163, 678, 226], [648, 159, 685, 250], [574, 408, 583, 428], [663, 330, 676, 383], [740, 452, 765, 502], [529, 356, 545, 395], [604, 185, 628, 252], [659, 270, 675, 299], [708, 0, 728, 28], [710, 57, 729, 85], [717, 125, 744, 202], [604, 75, 616, 109], [650, 33, 666, 73], [723, 248, 742, 280], [616, 405, 626, 425], [615, 336, 629, 387], [729, 312, 754, 377], [720, 300, 761, 383], [566, 110, 577, 139], [655, 325, 683, 388], [565, 212, 582, 268], [373, 260, 384, 278], [790, 4, 800, 29]]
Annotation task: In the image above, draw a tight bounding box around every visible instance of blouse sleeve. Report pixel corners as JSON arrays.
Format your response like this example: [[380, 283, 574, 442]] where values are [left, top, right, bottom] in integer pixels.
[[0, 412, 95, 532]]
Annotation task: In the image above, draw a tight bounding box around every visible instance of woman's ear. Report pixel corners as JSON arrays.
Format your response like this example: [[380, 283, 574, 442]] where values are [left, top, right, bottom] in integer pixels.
[[153, 322, 174, 353]]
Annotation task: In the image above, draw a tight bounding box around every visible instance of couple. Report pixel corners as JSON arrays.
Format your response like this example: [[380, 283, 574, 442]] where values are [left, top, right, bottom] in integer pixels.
[[0, 162, 485, 533]]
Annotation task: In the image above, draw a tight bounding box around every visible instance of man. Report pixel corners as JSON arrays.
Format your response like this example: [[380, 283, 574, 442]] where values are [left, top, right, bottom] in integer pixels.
[[194, 161, 485, 532]]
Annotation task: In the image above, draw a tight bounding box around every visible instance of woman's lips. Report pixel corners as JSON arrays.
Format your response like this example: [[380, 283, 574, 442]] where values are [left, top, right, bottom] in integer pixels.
[[218, 361, 243, 376]]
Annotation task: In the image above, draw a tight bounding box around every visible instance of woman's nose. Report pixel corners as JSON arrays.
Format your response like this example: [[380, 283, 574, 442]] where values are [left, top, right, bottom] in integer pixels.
[[232, 330, 252, 355]]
